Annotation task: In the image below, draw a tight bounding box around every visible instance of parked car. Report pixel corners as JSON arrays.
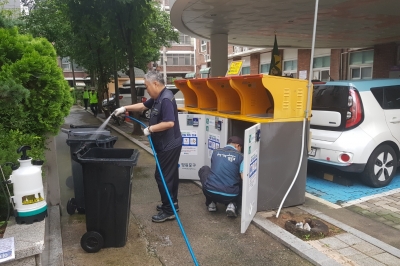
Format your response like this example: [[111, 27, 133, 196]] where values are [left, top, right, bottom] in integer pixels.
[[309, 79, 400, 187], [114, 83, 184, 120]]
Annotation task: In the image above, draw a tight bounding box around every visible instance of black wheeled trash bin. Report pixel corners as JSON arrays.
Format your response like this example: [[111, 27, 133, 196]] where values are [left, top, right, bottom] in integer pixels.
[[62, 126, 111, 189], [65, 133, 117, 215], [73, 147, 139, 253]]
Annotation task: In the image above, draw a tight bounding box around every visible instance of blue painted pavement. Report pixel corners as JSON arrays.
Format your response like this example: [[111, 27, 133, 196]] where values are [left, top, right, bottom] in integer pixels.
[[306, 172, 400, 205]]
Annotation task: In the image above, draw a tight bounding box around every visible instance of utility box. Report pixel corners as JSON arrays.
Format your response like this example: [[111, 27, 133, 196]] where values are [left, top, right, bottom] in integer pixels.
[[175, 74, 311, 233]]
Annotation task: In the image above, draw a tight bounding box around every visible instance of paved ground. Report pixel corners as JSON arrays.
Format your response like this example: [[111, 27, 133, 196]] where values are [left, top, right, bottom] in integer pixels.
[[57, 105, 312, 266], [51, 104, 400, 266]]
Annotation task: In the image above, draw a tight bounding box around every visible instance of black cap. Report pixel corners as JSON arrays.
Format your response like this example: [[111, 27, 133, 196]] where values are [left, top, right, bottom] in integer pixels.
[[227, 136, 243, 147]]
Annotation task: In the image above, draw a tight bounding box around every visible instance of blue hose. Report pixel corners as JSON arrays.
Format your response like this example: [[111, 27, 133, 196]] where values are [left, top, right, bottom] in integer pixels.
[[127, 116, 199, 266]]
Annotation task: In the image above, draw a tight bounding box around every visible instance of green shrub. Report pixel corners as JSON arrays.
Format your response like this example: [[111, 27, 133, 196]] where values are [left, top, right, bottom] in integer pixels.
[[0, 27, 73, 136], [0, 26, 72, 220]]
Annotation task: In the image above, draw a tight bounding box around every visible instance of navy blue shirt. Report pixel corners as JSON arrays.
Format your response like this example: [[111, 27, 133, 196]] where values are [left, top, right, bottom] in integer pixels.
[[144, 89, 182, 151], [204, 146, 244, 196]]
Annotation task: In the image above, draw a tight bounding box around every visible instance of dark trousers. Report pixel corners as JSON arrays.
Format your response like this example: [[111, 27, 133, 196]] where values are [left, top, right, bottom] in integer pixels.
[[155, 145, 182, 214], [90, 103, 98, 116], [198, 166, 241, 206], [83, 99, 89, 110]]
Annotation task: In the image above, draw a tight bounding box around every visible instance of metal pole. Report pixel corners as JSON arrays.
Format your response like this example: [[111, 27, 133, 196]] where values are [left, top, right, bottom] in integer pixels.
[[276, 0, 320, 218], [162, 0, 167, 84], [305, 0, 319, 119]]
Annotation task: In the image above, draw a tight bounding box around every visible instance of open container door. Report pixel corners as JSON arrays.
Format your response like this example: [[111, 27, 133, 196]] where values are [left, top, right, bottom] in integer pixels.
[[241, 123, 261, 233]]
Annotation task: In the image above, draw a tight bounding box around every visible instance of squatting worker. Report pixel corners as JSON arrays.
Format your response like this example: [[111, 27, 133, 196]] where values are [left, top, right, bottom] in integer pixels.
[[114, 70, 182, 223], [198, 136, 244, 217]]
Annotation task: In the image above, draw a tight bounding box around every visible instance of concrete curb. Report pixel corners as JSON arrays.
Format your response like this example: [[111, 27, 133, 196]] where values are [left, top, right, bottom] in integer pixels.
[[42, 206, 63, 266]]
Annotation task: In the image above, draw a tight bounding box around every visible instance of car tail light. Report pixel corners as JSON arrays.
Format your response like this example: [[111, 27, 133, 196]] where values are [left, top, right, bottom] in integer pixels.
[[119, 96, 123, 100], [141, 97, 147, 103], [345, 89, 362, 128], [339, 153, 351, 163]]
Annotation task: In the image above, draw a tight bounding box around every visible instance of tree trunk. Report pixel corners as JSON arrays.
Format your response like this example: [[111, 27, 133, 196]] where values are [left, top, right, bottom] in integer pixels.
[[70, 57, 76, 88], [128, 52, 142, 135]]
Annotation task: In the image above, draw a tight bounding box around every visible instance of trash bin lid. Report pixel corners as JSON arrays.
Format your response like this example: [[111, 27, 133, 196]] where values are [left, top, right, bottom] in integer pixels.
[[62, 127, 111, 136], [66, 134, 118, 146], [74, 148, 139, 167]]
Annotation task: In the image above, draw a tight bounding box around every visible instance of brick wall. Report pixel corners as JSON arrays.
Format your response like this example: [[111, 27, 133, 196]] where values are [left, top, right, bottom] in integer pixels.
[[373, 42, 397, 78], [195, 39, 208, 78], [227, 45, 234, 54], [166, 66, 194, 72], [298, 49, 311, 79], [166, 46, 194, 52], [250, 53, 260, 74], [330, 49, 341, 81]]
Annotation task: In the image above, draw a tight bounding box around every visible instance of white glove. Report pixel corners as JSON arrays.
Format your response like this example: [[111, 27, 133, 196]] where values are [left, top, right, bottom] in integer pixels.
[[143, 127, 151, 136], [113, 106, 126, 116]]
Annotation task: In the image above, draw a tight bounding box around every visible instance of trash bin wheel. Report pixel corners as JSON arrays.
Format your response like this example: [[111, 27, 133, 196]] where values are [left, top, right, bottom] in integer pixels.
[[81, 231, 104, 253], [77, 207, 86, 214], [66, 198, 77, 215]]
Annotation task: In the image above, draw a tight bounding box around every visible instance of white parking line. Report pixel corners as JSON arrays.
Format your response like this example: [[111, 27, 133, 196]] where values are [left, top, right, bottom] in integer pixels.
[[305, 192, 342, 209]]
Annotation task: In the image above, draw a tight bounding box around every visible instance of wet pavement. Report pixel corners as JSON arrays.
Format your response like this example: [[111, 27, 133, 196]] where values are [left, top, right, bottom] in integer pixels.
[[56, 105, 312, 266], [44, 104, 400, 266]]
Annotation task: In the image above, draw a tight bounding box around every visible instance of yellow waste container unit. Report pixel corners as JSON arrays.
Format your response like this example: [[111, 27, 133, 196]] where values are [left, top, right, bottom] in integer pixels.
[[175, 75, 312, 217], [187, 78, 218, 111], [207, 77, 241, 115], [175, 79, 198, 109]]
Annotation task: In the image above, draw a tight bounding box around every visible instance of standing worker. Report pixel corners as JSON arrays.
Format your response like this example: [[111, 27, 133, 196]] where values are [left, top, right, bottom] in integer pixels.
[[82, 86, 89, 110], [114, 70, 182, 223], [89, 88, 98, 117], [198, 136, 244, 217]]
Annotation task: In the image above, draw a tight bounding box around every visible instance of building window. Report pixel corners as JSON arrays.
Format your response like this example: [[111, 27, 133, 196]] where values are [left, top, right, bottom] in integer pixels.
[[61, 57, 85, 72], [350, 66, 373, 80], [162, 54, 194, 66], [241, 66, 250, 75], [313, 70, 330, 81], [349, 50, 374, 80], [61, 57, 70, 70], [172, 33, 191, 45], [201, 40, 207, 52], [260, 63, 270, 74], [313, 56, 330, 68], [283, 60, 297, 77], [313, 56, 330, 81]]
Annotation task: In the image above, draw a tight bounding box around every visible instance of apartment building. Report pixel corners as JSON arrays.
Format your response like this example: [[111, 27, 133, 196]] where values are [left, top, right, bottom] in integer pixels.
[[59, 57, 90, 88], [146, 0, 195, 84], [191, 42, 400, 81]]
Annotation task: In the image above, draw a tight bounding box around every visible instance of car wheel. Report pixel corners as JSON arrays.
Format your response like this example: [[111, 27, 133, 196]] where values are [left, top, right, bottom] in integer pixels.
[[362, 145, 398, 188]]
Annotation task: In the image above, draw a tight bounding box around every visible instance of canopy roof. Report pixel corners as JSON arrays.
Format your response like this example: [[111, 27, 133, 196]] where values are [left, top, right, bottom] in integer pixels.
[[170, 0, 400, 48]]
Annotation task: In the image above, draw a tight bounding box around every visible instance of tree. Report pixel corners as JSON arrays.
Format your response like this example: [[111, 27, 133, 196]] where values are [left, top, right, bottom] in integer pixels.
[[106, 0, 178, 134], [23, 0, 178, 134]]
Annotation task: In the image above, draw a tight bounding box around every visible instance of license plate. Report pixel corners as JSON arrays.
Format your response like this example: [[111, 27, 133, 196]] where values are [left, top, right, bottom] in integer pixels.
[[308, 147, 316, 157]]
